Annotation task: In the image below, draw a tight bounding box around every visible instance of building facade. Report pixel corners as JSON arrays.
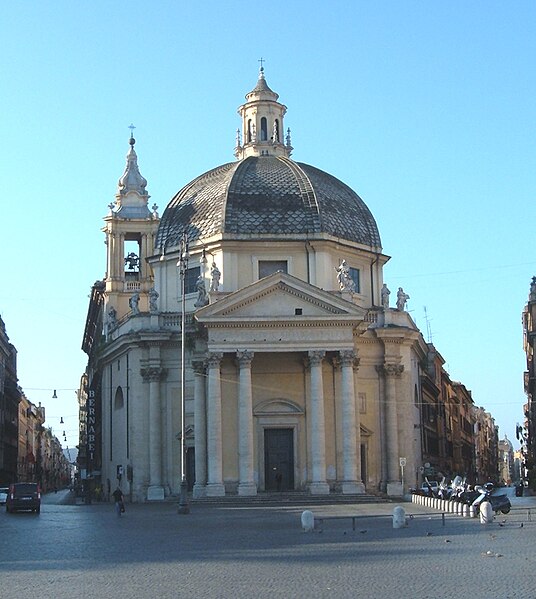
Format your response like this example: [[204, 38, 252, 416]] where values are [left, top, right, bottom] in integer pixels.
[[82, 69, 496, 502], [17, 394, 45, 483], [0, 316, 20, 485], [522, 276, 536, 489]]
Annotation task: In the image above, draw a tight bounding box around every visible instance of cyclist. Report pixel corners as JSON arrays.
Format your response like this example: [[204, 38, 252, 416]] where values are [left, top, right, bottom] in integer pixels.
[[112, 487, 124, 516]]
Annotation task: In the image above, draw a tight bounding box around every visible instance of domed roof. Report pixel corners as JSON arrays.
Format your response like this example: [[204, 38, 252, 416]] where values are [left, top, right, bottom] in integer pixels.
[[156, 155, 381, 251]]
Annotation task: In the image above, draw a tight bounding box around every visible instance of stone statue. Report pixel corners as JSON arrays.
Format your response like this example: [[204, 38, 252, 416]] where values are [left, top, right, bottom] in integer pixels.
[[149, 287, 159, 313], [335, 260, 355, 293], [396, 287, 410, 311], [210, 262, 221, 292], [107, 306, 117, 329], [530, 276, 536, 301], [129, 292, 140, 315], [381, 283, 391, 309], [194, 275, 208, 308]]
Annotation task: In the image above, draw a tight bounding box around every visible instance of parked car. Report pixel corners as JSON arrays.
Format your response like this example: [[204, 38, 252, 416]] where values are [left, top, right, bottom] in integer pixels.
[[0, 487, 8, 504], [6, 482, 41, 513]]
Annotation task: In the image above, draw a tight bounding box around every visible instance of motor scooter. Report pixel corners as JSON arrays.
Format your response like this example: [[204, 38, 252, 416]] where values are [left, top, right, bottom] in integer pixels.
[[471, 482, 511, 515]]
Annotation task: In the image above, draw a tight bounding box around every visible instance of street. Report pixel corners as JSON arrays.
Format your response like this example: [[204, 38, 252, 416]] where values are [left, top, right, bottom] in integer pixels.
[[1, 489, 535, 599]]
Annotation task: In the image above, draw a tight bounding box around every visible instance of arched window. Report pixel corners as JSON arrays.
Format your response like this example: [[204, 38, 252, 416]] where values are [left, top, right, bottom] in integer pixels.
[[247, 119, 252, 143], [273, 119, 280, 142], [260, 117, 268, 141], [114, 386, 124, 410]]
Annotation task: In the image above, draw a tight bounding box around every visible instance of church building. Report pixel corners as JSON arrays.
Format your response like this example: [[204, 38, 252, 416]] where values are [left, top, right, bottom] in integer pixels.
[[82, 68, 431, 501]]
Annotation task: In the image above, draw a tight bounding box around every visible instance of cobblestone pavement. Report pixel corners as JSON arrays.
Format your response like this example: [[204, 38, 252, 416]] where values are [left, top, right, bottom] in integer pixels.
[[1, 490, 535, 599]]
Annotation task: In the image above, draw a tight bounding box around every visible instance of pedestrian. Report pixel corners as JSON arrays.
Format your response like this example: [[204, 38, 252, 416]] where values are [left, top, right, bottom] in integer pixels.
[[112, 487, 125, 516]]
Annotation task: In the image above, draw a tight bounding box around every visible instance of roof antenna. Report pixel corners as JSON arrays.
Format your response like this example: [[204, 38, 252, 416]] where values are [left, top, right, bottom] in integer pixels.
[[424, 306, 433, 343]]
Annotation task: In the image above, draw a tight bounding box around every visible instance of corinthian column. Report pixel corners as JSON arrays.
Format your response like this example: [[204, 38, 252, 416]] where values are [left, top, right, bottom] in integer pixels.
[[339, 350, 365, 494], [377, 363, 404, 496], [192, 360, 207, 498], [307, 350, 330, 495], [237, 350, 257, 496], [141, 366, 167, 500], [206, 352, 225, 496]]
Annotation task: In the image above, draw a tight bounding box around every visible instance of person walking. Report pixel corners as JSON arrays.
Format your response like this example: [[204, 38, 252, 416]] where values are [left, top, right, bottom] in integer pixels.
[[112, 487, 125, 516]]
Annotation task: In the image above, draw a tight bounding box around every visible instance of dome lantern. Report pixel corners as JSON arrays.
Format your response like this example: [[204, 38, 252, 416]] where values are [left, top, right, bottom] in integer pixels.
[[235, 66, 291, 160]]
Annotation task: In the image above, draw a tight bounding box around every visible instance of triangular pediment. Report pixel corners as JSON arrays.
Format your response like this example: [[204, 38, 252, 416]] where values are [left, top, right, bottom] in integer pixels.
[[196, 271, 367, 323]]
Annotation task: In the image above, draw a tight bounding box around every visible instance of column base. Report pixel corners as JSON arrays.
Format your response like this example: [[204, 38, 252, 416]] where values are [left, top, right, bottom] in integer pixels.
[[386, 481, 403, 497], [341, 481, 366, 494], [238, 482, 257, 496], [206, 483, 226, 497], [192, 483, 206, 499], [147, 485, 165, 501], [309, 482, 330, 495]]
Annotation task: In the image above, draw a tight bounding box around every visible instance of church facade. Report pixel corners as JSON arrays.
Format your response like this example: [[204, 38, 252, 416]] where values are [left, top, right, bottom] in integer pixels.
[[82, 69, 434, 502]]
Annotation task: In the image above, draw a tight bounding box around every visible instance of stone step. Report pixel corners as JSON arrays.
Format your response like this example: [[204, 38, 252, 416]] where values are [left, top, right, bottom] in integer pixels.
[[190, 492, 390, 507]]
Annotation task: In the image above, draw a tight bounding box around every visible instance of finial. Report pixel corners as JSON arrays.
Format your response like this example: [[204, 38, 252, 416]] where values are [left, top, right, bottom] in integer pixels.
[[128, 123, 136, 145], [258, 57, 265, 75]]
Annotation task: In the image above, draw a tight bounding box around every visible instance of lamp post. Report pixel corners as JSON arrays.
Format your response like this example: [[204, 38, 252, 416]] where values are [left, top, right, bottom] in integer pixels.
[[178, 231, 190, 514]]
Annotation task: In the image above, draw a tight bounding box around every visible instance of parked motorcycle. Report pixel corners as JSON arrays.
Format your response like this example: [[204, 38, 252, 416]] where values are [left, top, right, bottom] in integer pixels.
[[471, 482, 511, 515]]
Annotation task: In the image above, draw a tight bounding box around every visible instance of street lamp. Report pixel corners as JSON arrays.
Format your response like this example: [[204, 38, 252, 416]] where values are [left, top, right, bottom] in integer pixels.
[[177, 231, 190, 514]]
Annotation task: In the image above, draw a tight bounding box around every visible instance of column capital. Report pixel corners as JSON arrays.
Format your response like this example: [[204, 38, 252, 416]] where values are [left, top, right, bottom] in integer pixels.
[[140, 366, 167, 382], [376, 363, 404, 377], [334, 349, 360, 370], [207, 352, 223, 368], [307, 350, 326, 367], [236, 350, 254, 367]]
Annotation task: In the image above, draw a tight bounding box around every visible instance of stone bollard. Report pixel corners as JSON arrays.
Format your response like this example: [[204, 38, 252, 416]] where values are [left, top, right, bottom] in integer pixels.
[[469, 505, 476, 518], [479, 501, 493, 524], [393, 506, 406, 529], [301, 510, 315, 532], [462, 503, 469, 517]]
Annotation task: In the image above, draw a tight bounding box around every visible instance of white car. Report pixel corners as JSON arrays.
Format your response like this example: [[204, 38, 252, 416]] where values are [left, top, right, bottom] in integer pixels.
[[0, 487, 8, 504]]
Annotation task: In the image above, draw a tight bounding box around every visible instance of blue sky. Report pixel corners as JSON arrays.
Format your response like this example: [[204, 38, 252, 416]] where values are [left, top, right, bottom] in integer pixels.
[[1, 1, 534, 450]]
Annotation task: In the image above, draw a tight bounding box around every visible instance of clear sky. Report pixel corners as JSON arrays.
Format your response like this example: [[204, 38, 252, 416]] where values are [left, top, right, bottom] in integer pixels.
[[1, 1, 534, 451]]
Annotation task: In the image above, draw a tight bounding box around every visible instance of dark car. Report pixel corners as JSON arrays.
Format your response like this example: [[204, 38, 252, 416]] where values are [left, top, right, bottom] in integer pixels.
[[6, 482, 41, 513]]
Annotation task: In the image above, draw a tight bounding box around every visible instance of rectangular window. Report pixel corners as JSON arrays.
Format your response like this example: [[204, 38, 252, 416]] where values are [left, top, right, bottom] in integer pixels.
[[349, 267, 360, 293], [359, 392, 366, 414], [184, 266, 201, 294], [258, 260, 288, 279]]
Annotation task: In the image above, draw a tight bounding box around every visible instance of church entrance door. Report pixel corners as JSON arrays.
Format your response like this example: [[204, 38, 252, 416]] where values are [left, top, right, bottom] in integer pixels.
[[264, 428, 294, 491]]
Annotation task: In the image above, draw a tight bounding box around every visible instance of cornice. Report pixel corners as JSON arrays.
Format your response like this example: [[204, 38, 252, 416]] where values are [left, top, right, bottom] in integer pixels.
[[203, 318, 360, 329]]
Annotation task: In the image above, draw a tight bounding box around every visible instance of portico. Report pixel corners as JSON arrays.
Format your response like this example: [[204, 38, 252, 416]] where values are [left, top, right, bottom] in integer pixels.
[[194, 271, 368, 495]]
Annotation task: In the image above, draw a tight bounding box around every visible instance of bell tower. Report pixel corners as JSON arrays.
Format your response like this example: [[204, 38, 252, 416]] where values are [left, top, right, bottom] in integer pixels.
[[102, 130, 159, 322]]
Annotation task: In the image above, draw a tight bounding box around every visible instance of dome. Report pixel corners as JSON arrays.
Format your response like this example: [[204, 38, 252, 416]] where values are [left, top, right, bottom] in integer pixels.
[[156, 155, 382, 251]]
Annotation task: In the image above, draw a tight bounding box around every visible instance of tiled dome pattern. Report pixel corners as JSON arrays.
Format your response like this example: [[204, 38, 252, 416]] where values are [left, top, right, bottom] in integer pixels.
[[156, 156, 381, 250]]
